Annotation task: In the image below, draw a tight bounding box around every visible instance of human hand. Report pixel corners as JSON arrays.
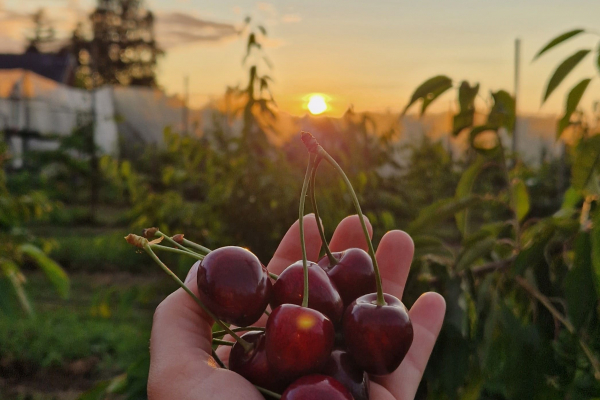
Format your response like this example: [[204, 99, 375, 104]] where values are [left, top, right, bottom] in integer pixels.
[[148, 215, 446, 400]]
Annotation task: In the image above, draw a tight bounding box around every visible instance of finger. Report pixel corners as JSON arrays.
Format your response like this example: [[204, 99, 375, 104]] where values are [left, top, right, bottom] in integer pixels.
[[148, 262, 219, 395], [329, 215, 373, 252], [375, 230, 414, 299], [373, 292, 446, 400], [150, 261, 213, 361], [267, 214, 321, 275]]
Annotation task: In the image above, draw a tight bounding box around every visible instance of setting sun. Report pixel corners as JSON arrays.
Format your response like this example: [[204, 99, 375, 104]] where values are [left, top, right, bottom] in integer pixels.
[[307, 94, 328, 115]]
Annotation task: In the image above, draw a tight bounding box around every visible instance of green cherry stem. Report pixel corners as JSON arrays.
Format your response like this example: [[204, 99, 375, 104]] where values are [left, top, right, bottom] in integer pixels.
[[155, 230, 202, 256], [310, 157, 337, 266], [210, 349, 282, 399], [182, 238, 212, 255], [212, 326, 266, 338], [150, 244, 204, 260], [212, 349, 227, 369], [142, 244, 253, 353], [301, 131, 385, 307], [256, 387, 282, 399], [213, 339, 235, 346], [268, 272, 279, 280], [299, 153, 317, 308]]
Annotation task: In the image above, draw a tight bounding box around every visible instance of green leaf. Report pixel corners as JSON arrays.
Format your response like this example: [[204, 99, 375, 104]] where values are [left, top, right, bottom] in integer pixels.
[[565, 232, 597, 330], [510, 179, 530, 222], [421, 79, 453, 115], [0, 260, 34, 316], [514, 223, 555, 275], [572, 135, 600, 193], [590, 209, 600, 297], [488, 90, 516, 131], [407, 195, 479, 235], [557, 78, 592, 138], [543, 49, 591, 103], [455, 157, 486, 235], [19, 244, 70, 299], [456, 236, 496, 271], [452, 81, 479, 136], [403, 75, 452, 114], [469, 125, 500, 155], [533, 29, 585, 60], [561, 186, 583, 209]]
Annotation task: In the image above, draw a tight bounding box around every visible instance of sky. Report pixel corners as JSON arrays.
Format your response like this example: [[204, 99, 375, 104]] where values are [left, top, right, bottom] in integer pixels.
[[1, 0, 599, 117]]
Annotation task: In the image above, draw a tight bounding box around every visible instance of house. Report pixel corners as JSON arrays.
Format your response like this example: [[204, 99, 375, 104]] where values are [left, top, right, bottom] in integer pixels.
[[0, 53, 76, 85]]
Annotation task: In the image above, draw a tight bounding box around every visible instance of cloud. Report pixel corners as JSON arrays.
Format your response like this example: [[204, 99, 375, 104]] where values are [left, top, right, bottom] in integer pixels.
[[0, 2, 85, 53], [256, 2, 277, 17], [281, 14, 301, 23], [155, 12, 239, 49], [232, 6, 242, 15]]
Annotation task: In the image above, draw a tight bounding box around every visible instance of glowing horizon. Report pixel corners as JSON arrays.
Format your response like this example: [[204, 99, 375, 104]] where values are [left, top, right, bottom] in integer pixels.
[[1, 0, 599, 117]]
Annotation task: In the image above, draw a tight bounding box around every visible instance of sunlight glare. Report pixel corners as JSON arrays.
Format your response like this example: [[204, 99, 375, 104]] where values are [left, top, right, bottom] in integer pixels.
[[307, 94, 328, 115]]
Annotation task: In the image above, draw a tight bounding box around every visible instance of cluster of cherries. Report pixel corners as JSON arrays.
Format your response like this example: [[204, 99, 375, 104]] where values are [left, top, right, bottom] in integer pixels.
[[132, 132, 414, 400]]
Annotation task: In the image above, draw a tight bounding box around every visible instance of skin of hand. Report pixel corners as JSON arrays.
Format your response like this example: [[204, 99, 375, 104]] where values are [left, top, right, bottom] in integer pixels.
[[148, 214, 446, 400]]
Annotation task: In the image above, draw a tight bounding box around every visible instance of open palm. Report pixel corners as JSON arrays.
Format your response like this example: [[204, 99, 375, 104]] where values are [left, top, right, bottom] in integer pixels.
[[148, 215, 446, 400]]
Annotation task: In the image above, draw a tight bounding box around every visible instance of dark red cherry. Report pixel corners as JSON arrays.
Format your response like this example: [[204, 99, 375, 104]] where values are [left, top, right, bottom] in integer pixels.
[[343, 293, 413, 376], [197, 246, 272, 326], [318, 248, 376, 308], [271, 261, 344, 324], [265, 304, 335, 380], [323, 349, 369, 400], [229, 331, 287, 392], [281, 375, 354, 400]]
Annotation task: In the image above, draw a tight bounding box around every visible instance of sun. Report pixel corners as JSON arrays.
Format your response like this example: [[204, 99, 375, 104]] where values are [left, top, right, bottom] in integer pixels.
[[307, 94, 328, 115]]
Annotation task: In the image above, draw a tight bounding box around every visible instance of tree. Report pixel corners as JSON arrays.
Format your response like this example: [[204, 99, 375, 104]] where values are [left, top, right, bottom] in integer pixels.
[[25, 9, 56, 53], [69, 0, 162, 88]]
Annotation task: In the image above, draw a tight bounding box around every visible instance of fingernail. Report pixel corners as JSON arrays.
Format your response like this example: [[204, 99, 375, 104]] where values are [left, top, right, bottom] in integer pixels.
[[185, 261, 200, 284]]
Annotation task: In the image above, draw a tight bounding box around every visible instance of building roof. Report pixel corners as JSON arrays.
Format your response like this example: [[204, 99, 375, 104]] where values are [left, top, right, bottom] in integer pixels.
[[0, 53, 76, 84]]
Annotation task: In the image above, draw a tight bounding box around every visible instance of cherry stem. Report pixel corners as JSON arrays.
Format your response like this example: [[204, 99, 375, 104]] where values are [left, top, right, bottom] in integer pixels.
[[210, 350, 282, 399], [213, 339, 235, 346], [256, 387, 282, 399], [155, 230, 202, 256], [268, 272, 279, 280], [212, 349, 227, 369], [264, 310, 271, 316], [310, 157, 337, 266], [317, 147, 386, 306], [150, 244, 204, 260], [182, 238, 212, 255], [212, 326, 265, 337], [299, 154, 317, 308], [142, 244, 253, 353]]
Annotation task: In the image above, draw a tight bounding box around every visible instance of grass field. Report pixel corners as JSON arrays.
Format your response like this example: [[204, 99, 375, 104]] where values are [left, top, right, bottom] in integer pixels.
[[0, 270, 174, 400]]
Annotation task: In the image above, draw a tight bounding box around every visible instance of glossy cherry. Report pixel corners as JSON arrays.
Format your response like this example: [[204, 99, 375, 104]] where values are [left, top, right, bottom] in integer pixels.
[[229, 331, 287, 392], [265, 304, 335, 380], [197, 246, 272, 326], [343, 293, 413, 376], [271, 260, 344, 324], [323, 349, 370, 400], [281, 375, 354, 400], [318, 248, 376, 308]]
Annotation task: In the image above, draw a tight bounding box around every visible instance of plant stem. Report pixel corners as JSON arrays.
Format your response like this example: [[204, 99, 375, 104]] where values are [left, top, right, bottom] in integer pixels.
[[256, 387, 282, 399], [268, 272, 279, 280], [210, 349, 282, 398], [155, 230, 202, 256], [317, 147, 386, 306], [212, 349, 227, 369], [150, 244, 204, 261], [142, 245, 253, 353], [310, 157, 337, 266], [516, 276, 600, 379], [213, 339, 235, 346], [300, 154, 316, 308], [182, 238, 212, 255], [212, 326, 265, 338]]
